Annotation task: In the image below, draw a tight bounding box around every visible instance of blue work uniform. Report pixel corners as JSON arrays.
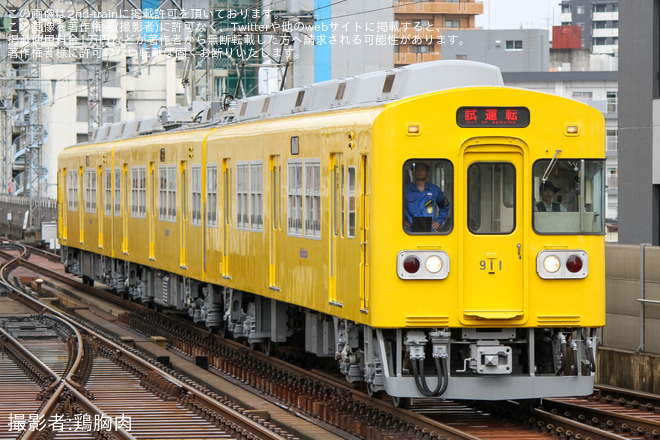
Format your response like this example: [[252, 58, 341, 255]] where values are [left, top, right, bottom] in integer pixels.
[[404, 182, 449, 231]]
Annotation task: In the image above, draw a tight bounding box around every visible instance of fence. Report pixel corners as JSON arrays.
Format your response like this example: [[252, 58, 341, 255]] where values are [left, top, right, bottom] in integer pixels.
[[604, 243, 660, 354]]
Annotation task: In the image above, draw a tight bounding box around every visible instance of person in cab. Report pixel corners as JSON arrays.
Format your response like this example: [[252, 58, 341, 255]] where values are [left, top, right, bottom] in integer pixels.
[[534, 180, 567, 212], [404, 162, 450, 233]]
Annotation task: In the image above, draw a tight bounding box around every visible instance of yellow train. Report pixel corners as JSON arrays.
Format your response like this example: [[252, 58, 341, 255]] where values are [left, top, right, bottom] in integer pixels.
[[58, 60, 605, 404]]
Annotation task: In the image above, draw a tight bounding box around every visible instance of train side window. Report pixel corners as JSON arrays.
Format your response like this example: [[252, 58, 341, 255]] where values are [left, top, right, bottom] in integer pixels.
[[341, 165, 345, 237], [84, 168, 96, 213], [237, 161, 249, 230], [114, 168, 121, 216], [168, 166, 176, 221], [403, 159, 453, 235], [251, 161, 263, 231], [68, 171, 78, 211], [131, 166, 138, 218], [347, 166, 356, 238], [104, 168, 112, 216], [191, 165, 202, 226], [130, 166, 146, 218], [207, 164, 218, 227], [287, 160, 303, 237], [467, 162, 515, 234], [304, 159, 320, 238], [158, 166, 167, 220]]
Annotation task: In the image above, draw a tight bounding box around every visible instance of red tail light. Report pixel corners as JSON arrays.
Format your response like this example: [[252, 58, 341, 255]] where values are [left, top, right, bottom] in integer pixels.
[[403, 256, 420, 274], [566, 255, 583, 273]]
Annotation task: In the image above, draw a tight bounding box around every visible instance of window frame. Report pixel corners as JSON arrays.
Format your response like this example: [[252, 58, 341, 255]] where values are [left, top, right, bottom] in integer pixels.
[[84, 168, 97, 214], [68, 170, 78, 212], [207, 164, 218, 228], [113, 168, 121, 216], [236, 161, 250, 230], [287, 159, 304, 237], [250, 161, 263, 232], [532, 158, 606, 235], [130, 165, 146, 219], [191, 164, 202, 226], [304, 159, 321, 239], [467, 162, 516, 235]]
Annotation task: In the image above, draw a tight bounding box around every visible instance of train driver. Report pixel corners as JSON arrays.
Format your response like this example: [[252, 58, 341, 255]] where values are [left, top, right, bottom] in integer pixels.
[[404, 162, 450, 233], [534, 180, 567, 212]]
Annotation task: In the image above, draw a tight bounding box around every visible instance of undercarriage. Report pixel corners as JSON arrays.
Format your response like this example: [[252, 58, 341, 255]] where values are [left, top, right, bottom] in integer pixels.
[[63, 246, 598, 402]]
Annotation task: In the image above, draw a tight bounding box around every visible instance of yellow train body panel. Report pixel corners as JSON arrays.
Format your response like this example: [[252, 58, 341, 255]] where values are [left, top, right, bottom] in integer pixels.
[[112, 130, 209, 279], [58, 142, 116, 259], [203, 109, 377, 324]]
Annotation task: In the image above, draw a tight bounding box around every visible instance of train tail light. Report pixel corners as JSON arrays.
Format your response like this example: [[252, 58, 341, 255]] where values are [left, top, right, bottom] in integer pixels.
[[566, 255, 583, 273], [537, 250, 588, 279], [398, 251, 450, 280], [403, 256, 420, 274]]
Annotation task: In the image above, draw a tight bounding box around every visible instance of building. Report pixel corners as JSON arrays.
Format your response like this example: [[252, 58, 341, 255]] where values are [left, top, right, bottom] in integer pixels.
[[438, 29, 550, 72], [393, 0, 482, 67], [559, 0, 619, 55], [617, 1, 660, 245], [0, 0, 211, 200]]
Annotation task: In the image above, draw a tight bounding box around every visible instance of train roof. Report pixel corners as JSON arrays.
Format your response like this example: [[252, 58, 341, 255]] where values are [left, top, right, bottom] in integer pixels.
[[233, 60, 503, 122], [83, 60, 503, 145]]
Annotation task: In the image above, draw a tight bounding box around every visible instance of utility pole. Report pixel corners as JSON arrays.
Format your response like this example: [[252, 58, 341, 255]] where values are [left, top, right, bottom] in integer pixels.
[[0, 33, 11, 195]]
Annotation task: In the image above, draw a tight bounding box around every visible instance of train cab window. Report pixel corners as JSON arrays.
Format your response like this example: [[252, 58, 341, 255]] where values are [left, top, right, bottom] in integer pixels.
[[403, 160, 453, 234], [467, 163, 515, 234], [533, 159, 605, 234]]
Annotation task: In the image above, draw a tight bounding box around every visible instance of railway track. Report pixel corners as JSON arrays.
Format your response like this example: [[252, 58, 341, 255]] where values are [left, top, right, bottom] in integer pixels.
[[3, 241, 660, 440], [0, 243, 298, 440]]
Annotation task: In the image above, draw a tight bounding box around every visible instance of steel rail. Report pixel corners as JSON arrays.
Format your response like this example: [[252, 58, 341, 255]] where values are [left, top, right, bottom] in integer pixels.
[[0, 246, 294, 440], [541, 398, 660, 439]]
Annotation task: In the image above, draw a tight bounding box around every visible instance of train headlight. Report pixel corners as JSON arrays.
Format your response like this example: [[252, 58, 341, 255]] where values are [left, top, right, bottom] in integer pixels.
[[425, 255, 443, 273], [398, 251, 449, 280], [537, 250, 588, 279], [543, 255, 561, 273]]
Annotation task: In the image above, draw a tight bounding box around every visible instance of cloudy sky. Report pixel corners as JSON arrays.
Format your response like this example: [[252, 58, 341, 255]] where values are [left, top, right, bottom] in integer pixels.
[[475, 0, 561, 31]]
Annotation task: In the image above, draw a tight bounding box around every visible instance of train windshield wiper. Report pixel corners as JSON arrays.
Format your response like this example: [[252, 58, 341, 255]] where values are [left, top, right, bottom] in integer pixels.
[[541, 149, 562, 184]]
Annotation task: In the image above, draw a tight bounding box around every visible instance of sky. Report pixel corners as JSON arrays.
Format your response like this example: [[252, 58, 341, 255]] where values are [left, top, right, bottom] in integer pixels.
[[475, 0, 561, 31]]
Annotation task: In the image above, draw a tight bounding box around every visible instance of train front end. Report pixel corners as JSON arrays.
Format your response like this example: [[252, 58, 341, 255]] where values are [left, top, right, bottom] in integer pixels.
[[364, 86, 605, 402]]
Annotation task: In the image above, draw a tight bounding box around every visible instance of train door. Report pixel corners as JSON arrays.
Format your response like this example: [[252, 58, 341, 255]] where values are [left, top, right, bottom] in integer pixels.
[[149, 162, 155, 260], [269, 155, 281, 290], [60, 169, 67, 240], [97, 166, 103, 248], [180, 160, 187, 268], [461, 146, 524, 321], [78, 166, 84, 244], [329, 153, 342, 305], [122, 164, 128, 254], [360, 155, 369, 311]]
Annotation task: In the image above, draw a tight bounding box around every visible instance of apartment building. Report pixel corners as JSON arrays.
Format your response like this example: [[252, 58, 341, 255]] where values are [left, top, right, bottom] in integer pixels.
[[559, 0, 619, 55], [393, 0, 482, 67]]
